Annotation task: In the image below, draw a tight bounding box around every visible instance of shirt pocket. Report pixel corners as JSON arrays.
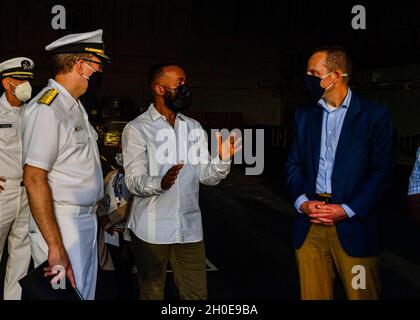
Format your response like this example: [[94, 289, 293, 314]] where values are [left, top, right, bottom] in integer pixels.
[[72, 126, 90, 144], [0, 125, 17, 147]]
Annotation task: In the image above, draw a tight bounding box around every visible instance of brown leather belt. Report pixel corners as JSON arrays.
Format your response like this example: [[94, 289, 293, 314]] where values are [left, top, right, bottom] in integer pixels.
[[315, 193, 333, 204]]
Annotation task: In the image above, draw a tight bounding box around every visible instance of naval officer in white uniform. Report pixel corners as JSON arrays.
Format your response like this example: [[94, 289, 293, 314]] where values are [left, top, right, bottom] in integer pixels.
[[22, 29, 110, 300], [0, 57, 34, 300]]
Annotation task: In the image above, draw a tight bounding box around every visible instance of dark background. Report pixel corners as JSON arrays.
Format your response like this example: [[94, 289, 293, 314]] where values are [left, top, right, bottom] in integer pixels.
[[1, 0, 420, 132], [1, 0, 420, 300]]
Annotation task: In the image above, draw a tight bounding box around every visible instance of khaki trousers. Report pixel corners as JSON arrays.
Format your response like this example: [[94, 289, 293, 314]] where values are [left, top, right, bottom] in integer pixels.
[[296, 224, 380, 300], [131, 232, 207, 300]]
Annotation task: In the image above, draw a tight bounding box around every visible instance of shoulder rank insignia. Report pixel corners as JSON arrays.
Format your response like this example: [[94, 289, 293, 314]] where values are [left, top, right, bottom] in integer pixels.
[[37, 89, 58, 106]]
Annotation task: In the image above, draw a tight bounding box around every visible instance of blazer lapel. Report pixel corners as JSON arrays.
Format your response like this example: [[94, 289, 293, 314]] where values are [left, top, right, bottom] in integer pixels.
[[311, 106, 323, 176]]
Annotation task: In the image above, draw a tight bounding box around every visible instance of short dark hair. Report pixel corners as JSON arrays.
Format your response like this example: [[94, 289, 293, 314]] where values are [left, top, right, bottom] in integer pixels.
[[148, 62, 179, 85], [312, 45, 353, 83]]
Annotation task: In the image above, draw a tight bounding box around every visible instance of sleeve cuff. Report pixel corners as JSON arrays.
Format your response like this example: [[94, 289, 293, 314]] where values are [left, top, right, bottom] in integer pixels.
[[341, 204, 356, 218], [154, 176, 164, 193], [212, 156, 231, 171], [294, 194, 309, 214], [24, 159, 51, 172]]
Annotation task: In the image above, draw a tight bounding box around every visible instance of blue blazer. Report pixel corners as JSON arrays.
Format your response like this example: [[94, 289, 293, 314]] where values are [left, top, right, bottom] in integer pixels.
[[285, 93, 394, 257]]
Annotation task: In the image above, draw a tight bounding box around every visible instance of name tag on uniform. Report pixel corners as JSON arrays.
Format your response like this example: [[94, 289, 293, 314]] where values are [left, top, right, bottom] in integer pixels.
[[0, 124, 12, 129], [75, 124, 84, 132]]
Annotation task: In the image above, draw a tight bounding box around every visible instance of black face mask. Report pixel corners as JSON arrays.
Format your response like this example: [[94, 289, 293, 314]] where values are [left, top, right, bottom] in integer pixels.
[[82, 59, 104, 98], [304, 74, 324, 100], [304, 72, 336, 101], [164, 84, 192, 113], [85, 71, 103, 97], [304, 71, 348, 101]]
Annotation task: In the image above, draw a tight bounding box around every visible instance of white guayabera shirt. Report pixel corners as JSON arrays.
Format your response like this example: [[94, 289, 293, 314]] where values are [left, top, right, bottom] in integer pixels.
[[122, 104, 231, 244]]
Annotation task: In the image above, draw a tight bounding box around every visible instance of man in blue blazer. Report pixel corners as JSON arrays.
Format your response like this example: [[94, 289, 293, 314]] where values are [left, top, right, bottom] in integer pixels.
[[286, 46, 394, 300]]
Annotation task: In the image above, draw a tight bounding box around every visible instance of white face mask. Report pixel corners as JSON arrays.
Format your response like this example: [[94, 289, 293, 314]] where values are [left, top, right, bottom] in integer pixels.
[[8, 81, 32, 102], [115, 153, 124, 167]]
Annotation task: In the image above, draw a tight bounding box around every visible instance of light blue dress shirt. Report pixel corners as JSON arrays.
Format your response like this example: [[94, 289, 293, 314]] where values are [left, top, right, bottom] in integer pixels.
[[294, 88, 356, 218], [408, 147, 420, 196]]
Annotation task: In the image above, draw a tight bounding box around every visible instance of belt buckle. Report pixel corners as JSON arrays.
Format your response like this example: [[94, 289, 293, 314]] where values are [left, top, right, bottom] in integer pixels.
[[317, 193, 332, 203]]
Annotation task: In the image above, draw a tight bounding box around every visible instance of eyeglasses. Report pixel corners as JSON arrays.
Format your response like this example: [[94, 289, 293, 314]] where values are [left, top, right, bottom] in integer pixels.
[[82, 59, 104, 72]]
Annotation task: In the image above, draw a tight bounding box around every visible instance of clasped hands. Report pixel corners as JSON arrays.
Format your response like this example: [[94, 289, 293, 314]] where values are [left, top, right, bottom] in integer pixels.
[[299, 201, 348, 225]]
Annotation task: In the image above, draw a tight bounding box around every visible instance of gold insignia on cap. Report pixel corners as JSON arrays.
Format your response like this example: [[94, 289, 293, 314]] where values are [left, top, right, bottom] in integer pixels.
[[2, 71, 34, 77], [85, 47, 110, 60], [37, 89, 58, 106], [85, 47, 104, 54]]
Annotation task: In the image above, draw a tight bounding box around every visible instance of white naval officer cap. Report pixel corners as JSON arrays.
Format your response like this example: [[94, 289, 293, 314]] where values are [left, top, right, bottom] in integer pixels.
[[45, 29, 111, 62], [0, 57, 34, 80]]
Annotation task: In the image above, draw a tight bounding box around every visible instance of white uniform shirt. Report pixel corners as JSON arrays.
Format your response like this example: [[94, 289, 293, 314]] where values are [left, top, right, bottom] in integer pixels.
[[122, 104, 230, 244], [0, 93, 25, 180], [22, 79, 103, 207]]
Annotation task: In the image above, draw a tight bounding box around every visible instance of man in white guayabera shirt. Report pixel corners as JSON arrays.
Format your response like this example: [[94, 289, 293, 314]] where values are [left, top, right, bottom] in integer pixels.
[[122, 62, 242, 300]]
